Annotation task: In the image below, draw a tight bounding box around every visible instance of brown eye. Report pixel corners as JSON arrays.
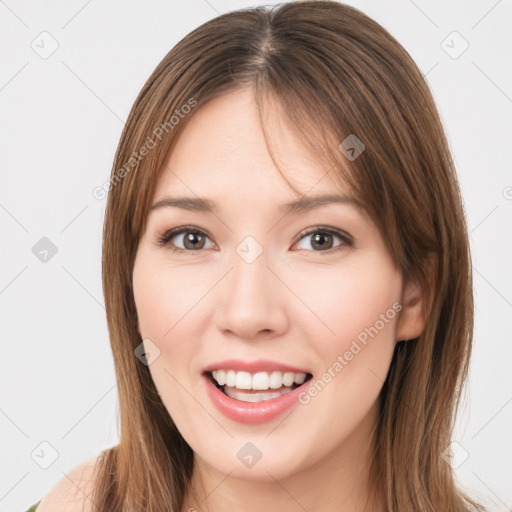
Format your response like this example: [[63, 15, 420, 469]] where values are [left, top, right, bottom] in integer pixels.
[[181, 231, 207, 250], [293, 227, 353, 253], [157, 227, 215, 253], [309, 232, 335, 250]]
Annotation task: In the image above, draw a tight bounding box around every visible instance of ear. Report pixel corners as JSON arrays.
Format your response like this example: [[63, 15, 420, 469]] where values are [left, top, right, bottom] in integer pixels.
[[395, 278, 426, 341], [396, 255, 435, 341]]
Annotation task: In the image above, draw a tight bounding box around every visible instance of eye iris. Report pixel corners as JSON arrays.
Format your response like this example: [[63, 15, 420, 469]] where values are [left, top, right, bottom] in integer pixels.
[[184, 231, 205, 250], [311, 232, 333, 250]]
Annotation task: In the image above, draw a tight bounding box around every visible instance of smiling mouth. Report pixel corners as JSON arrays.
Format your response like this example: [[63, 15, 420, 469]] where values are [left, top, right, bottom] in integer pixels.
[[205, 371, 313, 403]]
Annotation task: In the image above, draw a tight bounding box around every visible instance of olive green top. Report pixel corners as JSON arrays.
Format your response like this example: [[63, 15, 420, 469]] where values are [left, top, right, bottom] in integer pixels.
[[25, 500, 40, 512]]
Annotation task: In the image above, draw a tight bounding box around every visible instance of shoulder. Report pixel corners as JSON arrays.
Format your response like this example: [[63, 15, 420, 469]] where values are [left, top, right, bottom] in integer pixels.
[[36, 456, 100, 512]]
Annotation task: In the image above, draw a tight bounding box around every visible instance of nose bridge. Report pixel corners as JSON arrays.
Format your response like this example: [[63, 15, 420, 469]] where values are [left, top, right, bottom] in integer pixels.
[[215, 235, 287, 338]]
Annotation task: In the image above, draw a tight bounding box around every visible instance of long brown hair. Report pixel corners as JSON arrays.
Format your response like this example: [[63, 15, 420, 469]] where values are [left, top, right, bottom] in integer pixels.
[[94, 2, 485, 510]]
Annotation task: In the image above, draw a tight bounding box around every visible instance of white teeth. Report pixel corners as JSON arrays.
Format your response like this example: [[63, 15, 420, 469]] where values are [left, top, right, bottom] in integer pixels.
[[225, 370, 236, 387], [235, 371, 252, 390], [294, 372, 306, 385], [269, 371, 282, 389], [252, 372, 269, 390], [211, 369, 309, 391], [283, 372, 294, 387], [224, 387, 284, 402], [214, 370, 226, 386]]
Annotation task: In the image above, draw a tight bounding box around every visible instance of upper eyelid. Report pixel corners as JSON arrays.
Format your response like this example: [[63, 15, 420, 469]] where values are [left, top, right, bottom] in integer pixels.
[[294, 226, 352, 243]]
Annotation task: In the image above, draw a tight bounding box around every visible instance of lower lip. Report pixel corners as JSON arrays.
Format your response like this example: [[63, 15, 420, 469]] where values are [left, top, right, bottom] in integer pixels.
[[202, 374, 311, 425]]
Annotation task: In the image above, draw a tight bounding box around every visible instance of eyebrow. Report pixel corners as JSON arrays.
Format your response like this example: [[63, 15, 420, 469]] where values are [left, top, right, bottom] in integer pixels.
[[150, 194, 362, 214]]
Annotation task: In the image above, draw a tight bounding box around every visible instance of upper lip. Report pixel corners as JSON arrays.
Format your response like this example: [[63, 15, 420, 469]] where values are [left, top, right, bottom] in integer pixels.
[[202, 359, 312, 375]]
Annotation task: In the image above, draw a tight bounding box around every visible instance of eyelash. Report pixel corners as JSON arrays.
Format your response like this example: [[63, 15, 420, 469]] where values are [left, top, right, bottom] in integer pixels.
[[155, 225, 354, 255]]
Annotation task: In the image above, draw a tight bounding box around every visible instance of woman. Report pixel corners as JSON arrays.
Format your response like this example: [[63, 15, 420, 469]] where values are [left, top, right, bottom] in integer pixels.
[[33, 1, 486, 511]]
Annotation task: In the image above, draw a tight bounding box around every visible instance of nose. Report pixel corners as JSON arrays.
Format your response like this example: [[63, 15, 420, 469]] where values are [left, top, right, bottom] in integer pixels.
[[214, 245, 289, 340]]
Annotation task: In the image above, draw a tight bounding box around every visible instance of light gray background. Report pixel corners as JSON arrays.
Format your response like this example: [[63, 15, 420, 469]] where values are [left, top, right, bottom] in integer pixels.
[[1, 1, 511, 510]]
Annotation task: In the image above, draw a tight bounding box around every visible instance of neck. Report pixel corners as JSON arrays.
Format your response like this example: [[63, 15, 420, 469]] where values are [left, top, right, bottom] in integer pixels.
[[181, 404, 385, 512]]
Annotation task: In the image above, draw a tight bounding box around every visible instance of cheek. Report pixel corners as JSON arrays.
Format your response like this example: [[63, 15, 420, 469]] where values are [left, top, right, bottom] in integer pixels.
[[133, 253, 210, 342], [133, 256, 208, 418], [292, 258, 402, 353], [292, 262, 401, 437]]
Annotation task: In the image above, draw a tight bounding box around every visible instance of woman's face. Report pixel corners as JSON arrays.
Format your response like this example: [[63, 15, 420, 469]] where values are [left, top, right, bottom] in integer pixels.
[[132, 86, 422, 483]]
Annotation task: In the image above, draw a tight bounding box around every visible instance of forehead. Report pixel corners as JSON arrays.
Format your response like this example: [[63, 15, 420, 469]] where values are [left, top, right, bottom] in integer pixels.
[[153, 87, 351, 205]]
